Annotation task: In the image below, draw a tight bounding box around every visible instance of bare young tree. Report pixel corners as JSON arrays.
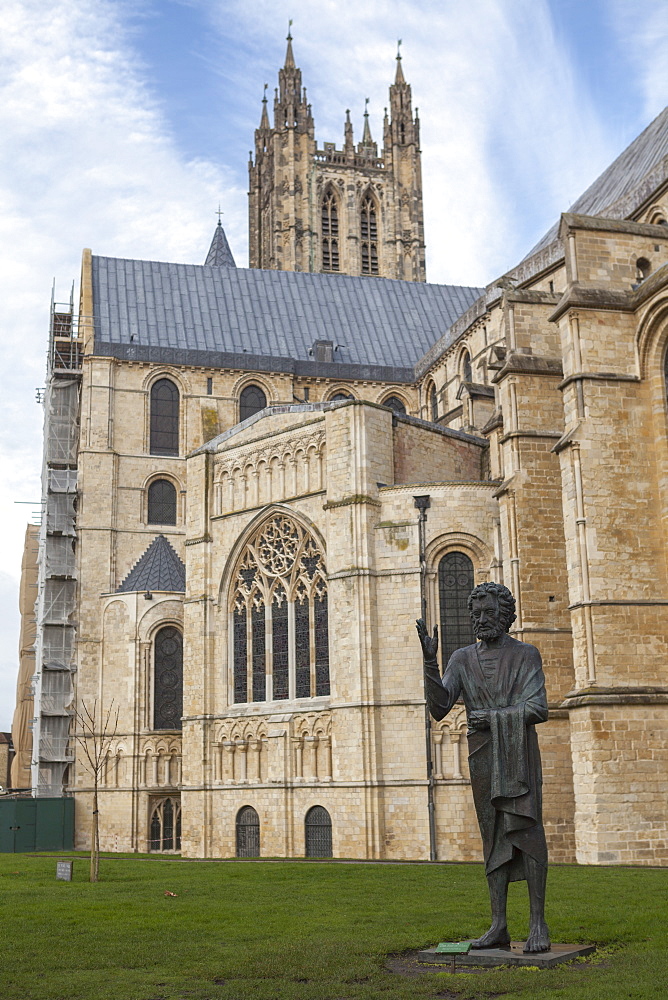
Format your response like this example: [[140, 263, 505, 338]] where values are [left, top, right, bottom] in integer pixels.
[[73, 699, 119, 882]]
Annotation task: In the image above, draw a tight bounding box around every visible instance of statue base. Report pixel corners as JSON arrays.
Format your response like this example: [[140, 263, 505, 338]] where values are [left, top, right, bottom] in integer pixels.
[[418, 941, 595, 969]]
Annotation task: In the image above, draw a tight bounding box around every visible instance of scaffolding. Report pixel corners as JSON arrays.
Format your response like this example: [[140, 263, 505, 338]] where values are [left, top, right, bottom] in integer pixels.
[[31, 287, 82, 797]]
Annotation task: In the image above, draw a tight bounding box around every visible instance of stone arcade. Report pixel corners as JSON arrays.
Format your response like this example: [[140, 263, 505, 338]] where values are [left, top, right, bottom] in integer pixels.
[[14, 37, 668, 865]]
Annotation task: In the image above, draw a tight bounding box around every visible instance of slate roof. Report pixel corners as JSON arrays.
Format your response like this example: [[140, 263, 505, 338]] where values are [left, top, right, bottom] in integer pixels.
[[92, 256, 483, 373], [204, 221, 236, 267], [117, 535, 185, 593], [526, 104, 668, 258]]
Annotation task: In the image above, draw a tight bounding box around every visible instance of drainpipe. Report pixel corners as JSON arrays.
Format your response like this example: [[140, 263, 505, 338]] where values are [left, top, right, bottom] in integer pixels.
[[413, 494, 437, 861]]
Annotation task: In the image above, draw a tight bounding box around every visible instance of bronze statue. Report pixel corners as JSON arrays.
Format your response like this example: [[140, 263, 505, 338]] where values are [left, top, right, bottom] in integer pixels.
[[416, 581, 550, 953]]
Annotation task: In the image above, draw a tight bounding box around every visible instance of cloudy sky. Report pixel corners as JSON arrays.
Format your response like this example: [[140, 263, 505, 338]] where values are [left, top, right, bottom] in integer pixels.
[[0, 0, 666, 731]]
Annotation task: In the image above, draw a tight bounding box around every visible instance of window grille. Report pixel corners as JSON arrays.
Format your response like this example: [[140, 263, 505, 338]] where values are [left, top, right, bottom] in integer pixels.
[[239, 384, 267, 422], [231, 515, 329, 703], [149, 797, 181, 851], [305, 805, 332, 857], [321, 190, 340, 271], [236, 805, 260, 857], [153, 626, 183, 730], [360, 196, 379, 275], [438, 552, 475, 667], [382, 395, 406, 414], [150, 379, 179, 456], [148, 479, 177, 525]]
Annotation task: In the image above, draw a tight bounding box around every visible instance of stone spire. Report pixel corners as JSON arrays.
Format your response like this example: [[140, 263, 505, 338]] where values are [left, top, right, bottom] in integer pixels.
[[205, 217, 236, 267], [284, 22, 295, 69], [362, 99, 373, 144], [395, 42, 406, 84]]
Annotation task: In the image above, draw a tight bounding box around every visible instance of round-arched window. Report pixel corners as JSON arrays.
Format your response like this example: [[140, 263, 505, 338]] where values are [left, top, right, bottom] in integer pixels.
[[148, 479, 177, 525], [236, 805, 260, 857], [153, 626, 183, 730], [330, 391, 354, 402], [382, 395, 406, 414], [438, 552, 475, 668], [305, 805, 332, 857], [150, 379, 179, 456], [240, 384, 267, 422]]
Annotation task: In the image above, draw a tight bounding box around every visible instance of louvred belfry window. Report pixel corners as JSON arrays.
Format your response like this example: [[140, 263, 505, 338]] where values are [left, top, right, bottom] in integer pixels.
[[321, 190, 340, 272], [231, 515, 330, 703], [360, 195, 379, 275]]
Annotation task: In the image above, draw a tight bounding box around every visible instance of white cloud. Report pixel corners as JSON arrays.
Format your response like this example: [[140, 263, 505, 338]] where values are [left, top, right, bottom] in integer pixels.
[[0, 0, 243, 729], [609, 0, 668, 121]]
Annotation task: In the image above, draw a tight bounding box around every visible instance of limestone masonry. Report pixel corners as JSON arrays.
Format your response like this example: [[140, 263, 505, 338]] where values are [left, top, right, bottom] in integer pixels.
[[16, 37, 668, 865]]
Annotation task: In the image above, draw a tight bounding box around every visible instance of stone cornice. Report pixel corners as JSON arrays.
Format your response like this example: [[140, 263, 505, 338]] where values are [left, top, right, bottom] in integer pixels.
[[559, 212, 668, 241], [491, 352, 563, 383], [549, 284, 635, 323], [561, 685, 668, 709]]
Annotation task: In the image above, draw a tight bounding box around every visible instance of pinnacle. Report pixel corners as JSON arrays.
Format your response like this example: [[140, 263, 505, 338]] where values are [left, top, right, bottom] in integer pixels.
[[205, 219, 236, 267]]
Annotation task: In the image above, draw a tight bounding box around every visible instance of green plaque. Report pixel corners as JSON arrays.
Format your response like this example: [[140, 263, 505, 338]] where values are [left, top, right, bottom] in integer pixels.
[[435, 942, 471, 954]]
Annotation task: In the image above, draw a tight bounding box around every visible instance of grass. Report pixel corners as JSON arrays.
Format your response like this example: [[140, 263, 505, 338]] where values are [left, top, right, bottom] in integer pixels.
[[0, 852, 665, 1000]]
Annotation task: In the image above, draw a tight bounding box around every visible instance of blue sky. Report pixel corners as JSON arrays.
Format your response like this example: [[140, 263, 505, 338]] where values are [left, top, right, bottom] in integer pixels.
[[0, 0, 666, 731]]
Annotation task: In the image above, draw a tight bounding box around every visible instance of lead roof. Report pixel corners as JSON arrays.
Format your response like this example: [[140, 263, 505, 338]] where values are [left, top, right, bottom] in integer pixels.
[[117, 535, 186, 593], [92, 257, 483, 373]]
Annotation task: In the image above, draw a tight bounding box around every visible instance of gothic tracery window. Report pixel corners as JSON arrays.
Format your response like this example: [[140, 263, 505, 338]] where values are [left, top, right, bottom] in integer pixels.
[[150, 379, 179, 456], [153, 626, 183, 730], [231, 515, 330, 703], [321, 189, 340, 272], [149, 796, 181, 851], [438, 552, 475, 668], [360, 195, 379, 275]]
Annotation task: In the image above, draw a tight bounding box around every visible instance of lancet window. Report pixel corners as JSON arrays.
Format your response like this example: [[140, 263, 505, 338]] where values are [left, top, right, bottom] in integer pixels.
[[321, 189, 340, 272], [150, 379, 179, 456], [438, 552, 475, 668], [153, 626, 183, 730], [360, 195, 379, 275], [231, 515, 330, 704], [461, 349, 472, 383]]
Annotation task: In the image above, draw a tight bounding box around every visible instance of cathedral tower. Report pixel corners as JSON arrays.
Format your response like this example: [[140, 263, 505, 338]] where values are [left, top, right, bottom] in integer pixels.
[[248, 34, 426, 281]]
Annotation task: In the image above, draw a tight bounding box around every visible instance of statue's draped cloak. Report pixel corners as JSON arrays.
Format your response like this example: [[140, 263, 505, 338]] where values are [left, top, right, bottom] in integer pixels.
[[424, 634, 548, 881]]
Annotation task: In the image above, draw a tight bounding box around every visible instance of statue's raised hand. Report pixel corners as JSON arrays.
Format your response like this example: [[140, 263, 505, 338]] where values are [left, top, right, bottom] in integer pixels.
[[416, 619, 439, 661]]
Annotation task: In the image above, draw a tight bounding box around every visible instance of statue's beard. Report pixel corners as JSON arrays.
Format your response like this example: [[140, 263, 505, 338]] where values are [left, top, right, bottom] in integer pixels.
[[473, 621, 505, 641]]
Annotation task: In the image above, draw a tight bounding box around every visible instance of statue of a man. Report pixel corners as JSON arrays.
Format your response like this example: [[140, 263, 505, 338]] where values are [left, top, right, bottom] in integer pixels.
[[416, 581, 550, 953]]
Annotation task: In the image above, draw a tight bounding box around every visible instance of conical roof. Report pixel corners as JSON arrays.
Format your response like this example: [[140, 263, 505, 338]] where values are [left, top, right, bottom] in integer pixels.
[[205, 221, 236, 267], [117, 535, 185, 593]]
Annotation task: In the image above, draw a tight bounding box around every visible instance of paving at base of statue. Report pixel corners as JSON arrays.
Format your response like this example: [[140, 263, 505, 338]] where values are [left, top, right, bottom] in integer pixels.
[[418, 942, 595, 969]]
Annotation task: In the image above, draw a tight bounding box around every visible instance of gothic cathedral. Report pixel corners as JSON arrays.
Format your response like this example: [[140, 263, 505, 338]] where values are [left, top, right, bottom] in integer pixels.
[[249, 34, 426, 280]]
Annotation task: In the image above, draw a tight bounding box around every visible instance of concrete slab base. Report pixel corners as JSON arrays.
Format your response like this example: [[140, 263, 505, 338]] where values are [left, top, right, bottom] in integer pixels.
[[417, 941, 595, 969]]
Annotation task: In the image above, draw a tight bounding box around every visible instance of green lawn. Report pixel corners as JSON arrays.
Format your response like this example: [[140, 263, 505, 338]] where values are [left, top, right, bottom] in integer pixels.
[[0, 853, 665, 1000]]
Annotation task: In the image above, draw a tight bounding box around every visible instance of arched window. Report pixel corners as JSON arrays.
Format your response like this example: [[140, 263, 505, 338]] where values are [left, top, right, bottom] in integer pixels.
[[150, 379, 179, 456], [664, 348, 668, 405], [149, 797, 181, 851], [231, 515, 330, 703], [153, 626, 183, 730], [461, 349, 472, 383], [429, 385, 438, 422], [382, 395, 406, 414], [240, 384, 267, 422], [236, 805, 260, 857], [305, 805, 332, 857], [438, 552, 475, 668], [330, 391, 354, 402], [148, 479, 177, 525], [636, 257, 651, 281], [321, 189, 340, 272], [360, 195, 379, 275]]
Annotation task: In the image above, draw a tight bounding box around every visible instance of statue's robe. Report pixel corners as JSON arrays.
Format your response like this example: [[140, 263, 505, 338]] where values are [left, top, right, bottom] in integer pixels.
[[424, 634, 548, 881]]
